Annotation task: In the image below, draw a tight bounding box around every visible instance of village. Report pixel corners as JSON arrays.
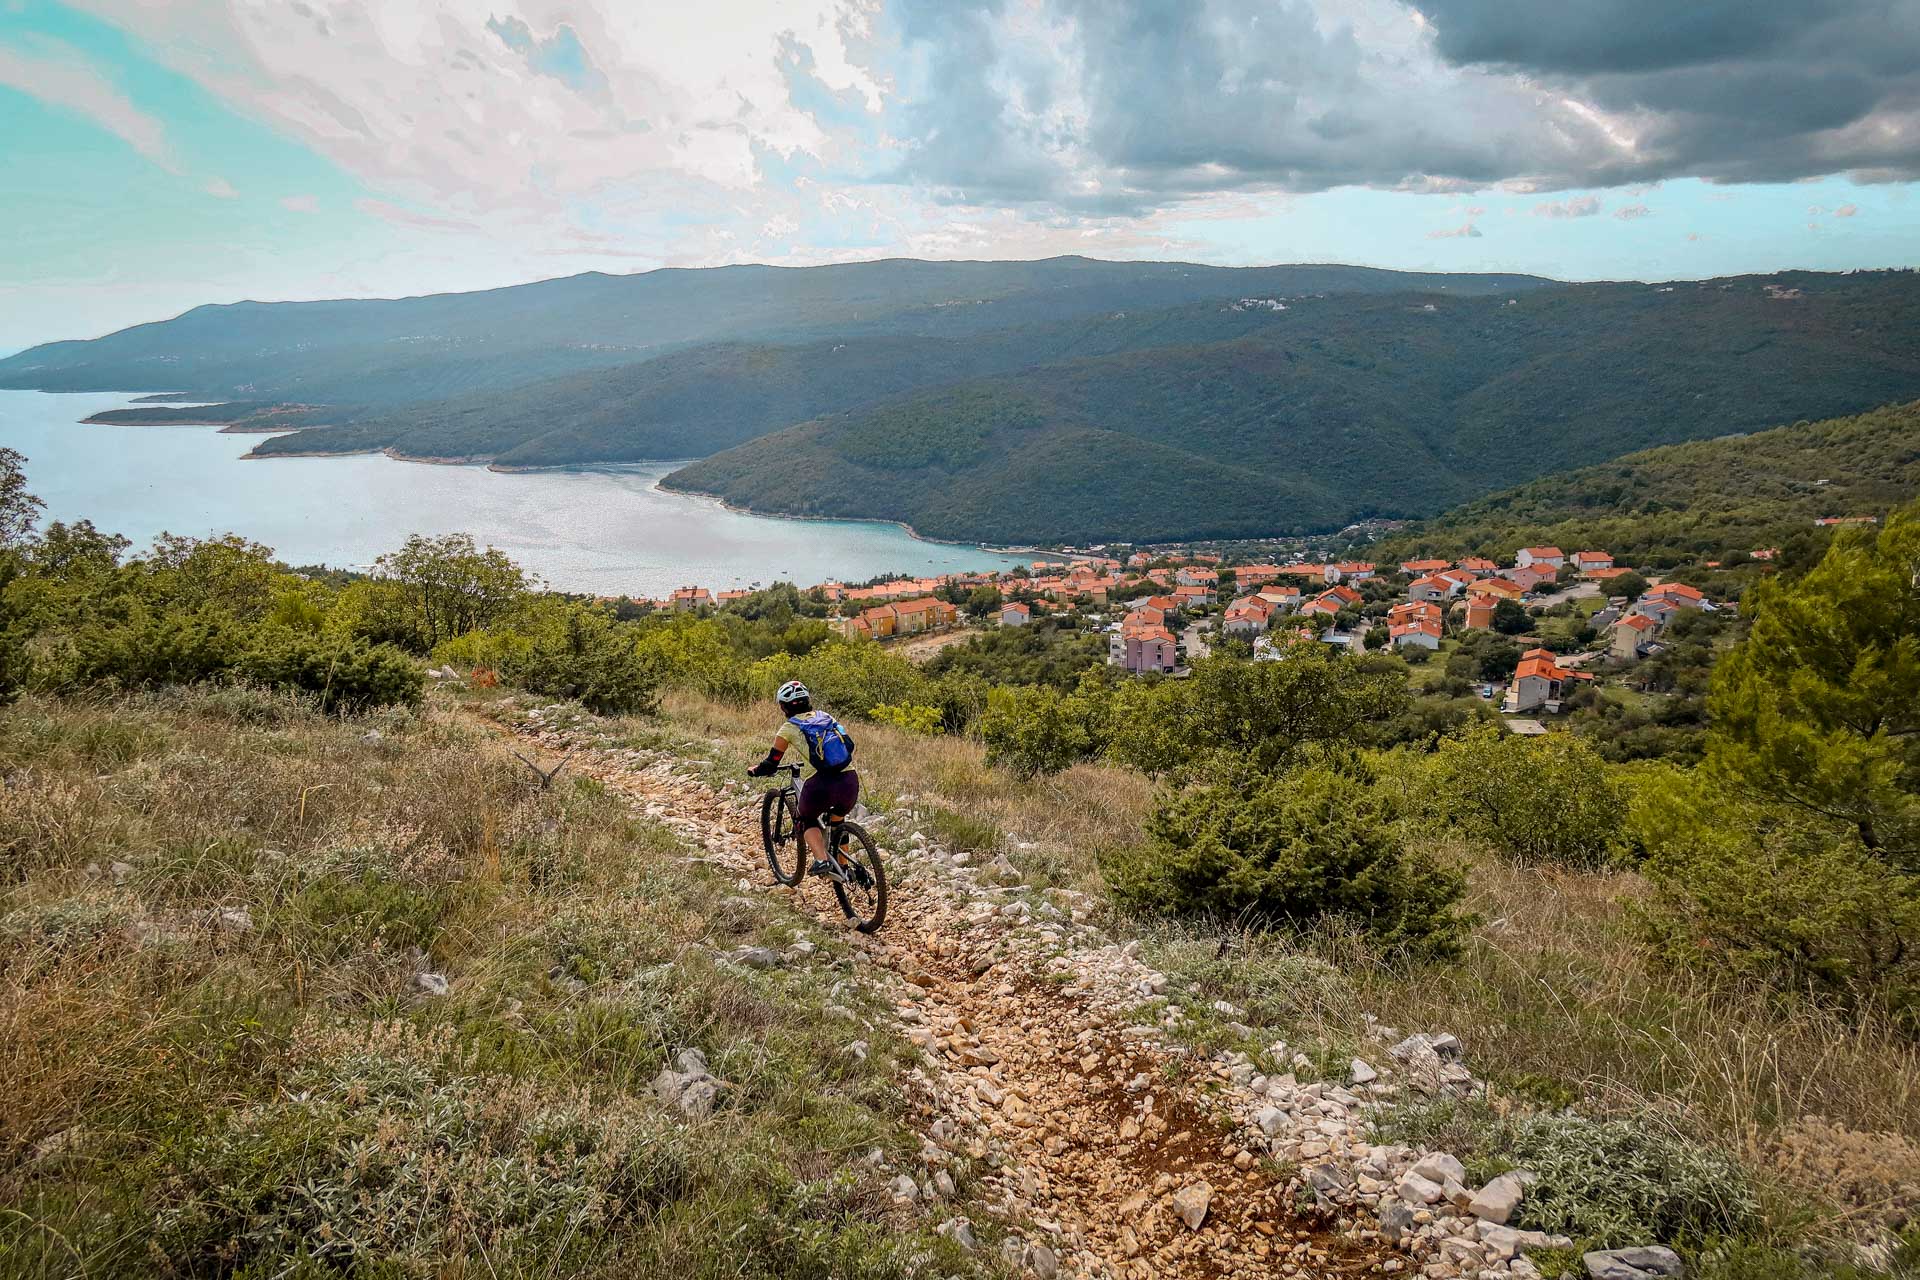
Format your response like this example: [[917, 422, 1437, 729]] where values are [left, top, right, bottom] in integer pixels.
[[625, 535, 1735, 737]]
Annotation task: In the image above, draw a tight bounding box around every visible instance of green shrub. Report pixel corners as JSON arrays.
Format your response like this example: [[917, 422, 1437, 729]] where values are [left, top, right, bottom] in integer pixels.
[[868, 702, 944, 735], [57, 605, 241, 691], [1426, 722, 1628, 868], [750, 638, 931, 719], [1102, 759, 1468, 956], [505, 604, 662, 716], [238, 630, 424, 712], [1375, 1098, 1759, 1250], [1632, 766, 1920, 1026], [1499, 1111, 1759, 1247], [980, 684, 1095, 779]]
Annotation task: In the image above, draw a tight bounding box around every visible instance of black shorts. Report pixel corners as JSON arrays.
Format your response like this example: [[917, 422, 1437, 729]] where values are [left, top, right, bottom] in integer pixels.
[[795, 768, 859, 826]]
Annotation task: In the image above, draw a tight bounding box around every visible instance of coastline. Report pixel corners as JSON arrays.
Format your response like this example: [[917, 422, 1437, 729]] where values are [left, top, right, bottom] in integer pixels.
[[654, 476, 1045, 557], [54, 389, 1046, 561]]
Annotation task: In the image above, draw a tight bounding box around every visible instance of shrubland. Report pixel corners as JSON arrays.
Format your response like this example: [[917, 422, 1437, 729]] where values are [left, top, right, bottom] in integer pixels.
[[2, 437, 1917, 1276]]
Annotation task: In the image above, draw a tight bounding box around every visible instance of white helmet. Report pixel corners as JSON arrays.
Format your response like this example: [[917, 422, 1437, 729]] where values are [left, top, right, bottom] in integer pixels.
[[776, 680, 810, 708]]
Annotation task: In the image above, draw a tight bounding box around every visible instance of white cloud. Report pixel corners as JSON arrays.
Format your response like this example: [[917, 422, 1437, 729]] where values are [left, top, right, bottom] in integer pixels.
[[71, 0, 887, 216], [0, 35, 176, 171], [1614, 203, 1651, 219], [281, 194, 319, 213], [1427, 222, 1482, 239], [1533, 195, 1602, 218], [205, 177, 239, 198]]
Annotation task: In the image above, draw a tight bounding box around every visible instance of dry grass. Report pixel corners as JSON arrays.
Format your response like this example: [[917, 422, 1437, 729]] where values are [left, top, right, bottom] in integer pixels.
[[648, 688, 1920, 1252], [0, 688, 990, 1279]]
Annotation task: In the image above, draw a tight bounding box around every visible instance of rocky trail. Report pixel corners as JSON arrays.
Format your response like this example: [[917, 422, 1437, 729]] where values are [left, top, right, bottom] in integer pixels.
[[474, 700, 1598, 1280]]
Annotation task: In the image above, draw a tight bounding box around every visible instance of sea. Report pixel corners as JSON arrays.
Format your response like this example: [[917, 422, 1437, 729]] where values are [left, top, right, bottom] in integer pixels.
[[0, 390, 1027, 596]]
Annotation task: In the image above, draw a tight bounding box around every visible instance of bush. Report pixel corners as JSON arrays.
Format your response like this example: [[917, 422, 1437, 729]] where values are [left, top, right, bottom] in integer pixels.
[[1632, 766, 1920, 1026], [868, 702, 943, 735], [1101, 760, 1468, 956], [980, 684, 1095, 779], [55, 605, 241, 691], [1499, 1111, 1759, 1247], [1426, 722, 1628, 868], [505, 604, 661, 716], [238, 630, 424, 712], [750, 638, 931, 719]]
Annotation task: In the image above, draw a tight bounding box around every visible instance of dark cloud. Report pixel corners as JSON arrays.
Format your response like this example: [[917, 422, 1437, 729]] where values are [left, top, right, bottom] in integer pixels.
[[1418, 0, 1920, 185], [880, 0, 1920, 212], [886, 0, 1624, 210]]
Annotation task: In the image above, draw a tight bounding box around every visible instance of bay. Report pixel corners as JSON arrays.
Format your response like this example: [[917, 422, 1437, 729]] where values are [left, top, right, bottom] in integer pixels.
[[0, 391, 1027, 596]]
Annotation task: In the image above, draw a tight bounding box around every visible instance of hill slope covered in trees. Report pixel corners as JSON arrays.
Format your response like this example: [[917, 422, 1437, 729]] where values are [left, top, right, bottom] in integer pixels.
[[1372, 399, 1920, 566], [663, 272, 1920, 544]]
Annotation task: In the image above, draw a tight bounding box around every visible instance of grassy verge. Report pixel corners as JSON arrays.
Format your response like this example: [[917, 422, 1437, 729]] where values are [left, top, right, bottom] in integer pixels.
[[644, 687, 1920, 1272], [0, 687, 990, 1279]]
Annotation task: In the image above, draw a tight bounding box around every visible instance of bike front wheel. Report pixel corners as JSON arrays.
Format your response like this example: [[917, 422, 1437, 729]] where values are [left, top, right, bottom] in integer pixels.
[[829, 822, 887, 933], [762, 789, 805, 886]]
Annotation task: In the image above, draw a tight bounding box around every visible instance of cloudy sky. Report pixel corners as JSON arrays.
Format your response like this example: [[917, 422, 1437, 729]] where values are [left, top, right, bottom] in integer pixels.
[[2, 0, 1917, 350]]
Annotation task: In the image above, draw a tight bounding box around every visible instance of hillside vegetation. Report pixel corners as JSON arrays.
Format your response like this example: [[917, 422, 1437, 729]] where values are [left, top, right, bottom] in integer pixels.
[[1374, 399, 1920, 567], [665, 272, 1920, 543], [0, 256, 1543, 408], [1, 428, 1917, 1275]]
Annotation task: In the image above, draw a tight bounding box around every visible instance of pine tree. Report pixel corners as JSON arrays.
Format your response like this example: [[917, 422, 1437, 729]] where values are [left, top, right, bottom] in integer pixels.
[[1707, 502, 1920, 868]]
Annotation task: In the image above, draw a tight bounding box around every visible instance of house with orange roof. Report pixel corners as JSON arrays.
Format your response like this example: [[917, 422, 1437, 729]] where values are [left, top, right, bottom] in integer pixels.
[[1175, 566, 1219, 587], [1643, 582, 1708, 609], [1235, 563, 1283, 587], [1584, 566, 1635, 583], [1610, 612, 1662, 661], [1456, 557, 1499, 574], [1502, 564, 1558, 592], [1223, 594, 1276, 637], [858, 604, 898, 637], [1409, 572, 1468, 603], [1000, 601, 1030, 627], [1516, 546, 1566, 570], [1280, 563, 1332, 582], [671, 586, 713, 611], [1463, 596, 1497, 630], [1573, 551, 1615, 574], [1111, 615, 1179, 673], [1389, 600, 1444, 629], [1173, 584, 1212, 605], [1401, 558, 1451, 576], [839, 615, 875, 641], [1334, 561, 1378, 581], [891, 596, 958, 634], [1299, 585, 1360, 618], [1391, 618, 1444, 650], [716, 588, 752, 604], [1508, 647, 1591, 712], [1470, 576, 1525, 601], [1257, 586, 1302, 613]]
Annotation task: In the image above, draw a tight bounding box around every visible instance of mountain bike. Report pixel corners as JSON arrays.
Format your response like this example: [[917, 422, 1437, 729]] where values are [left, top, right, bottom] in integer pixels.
[[760, 763, 887, 932]]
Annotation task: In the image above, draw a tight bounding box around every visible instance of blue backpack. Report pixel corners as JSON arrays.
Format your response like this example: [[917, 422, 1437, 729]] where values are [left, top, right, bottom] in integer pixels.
[[787, 710, 855, 772]]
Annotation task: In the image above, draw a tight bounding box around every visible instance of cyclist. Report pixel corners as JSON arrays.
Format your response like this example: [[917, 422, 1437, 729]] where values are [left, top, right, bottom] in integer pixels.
[[746, 680, 859, 880]]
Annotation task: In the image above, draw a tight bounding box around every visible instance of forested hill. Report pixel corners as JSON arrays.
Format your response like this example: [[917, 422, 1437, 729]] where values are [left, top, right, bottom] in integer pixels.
[[661, 272, 1920, 545], [0, 256, 1545, 406], [1367, 399, 1920, 568]]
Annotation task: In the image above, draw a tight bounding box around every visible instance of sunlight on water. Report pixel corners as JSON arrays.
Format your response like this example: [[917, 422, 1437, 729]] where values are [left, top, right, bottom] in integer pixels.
[[0, 391, 1028, 596]]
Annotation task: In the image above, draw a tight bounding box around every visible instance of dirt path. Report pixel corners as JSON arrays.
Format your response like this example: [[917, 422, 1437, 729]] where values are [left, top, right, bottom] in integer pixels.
[[888, 625, 981, 664], [473, 702, 1390, 1280]]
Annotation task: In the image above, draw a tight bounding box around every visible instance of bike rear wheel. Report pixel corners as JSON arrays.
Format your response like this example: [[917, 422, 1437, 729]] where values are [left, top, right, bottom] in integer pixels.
[[828, 821, 887, 932], [761, 789, 805, 886]]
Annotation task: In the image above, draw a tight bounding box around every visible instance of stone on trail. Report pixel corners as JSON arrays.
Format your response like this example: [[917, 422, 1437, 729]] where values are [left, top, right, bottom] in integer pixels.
[[1169, 1181, 1213, 1230], [413, 971, 450, 997], [1410, 1151, 1466, 1186], [1583, 1246, 1686, 1279], [727, 945, 782, 969], [1350, 1057, 1378, 1084], [1468, 1171, 1526, 1224], [1026, 1242, 1060, 1278]]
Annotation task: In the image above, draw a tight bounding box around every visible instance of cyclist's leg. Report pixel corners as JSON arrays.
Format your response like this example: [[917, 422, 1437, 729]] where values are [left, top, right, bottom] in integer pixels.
[[794, 775, 836, 870]]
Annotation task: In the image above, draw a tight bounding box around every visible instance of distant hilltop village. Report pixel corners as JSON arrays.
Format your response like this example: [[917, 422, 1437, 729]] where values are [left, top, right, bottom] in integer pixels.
[[607, 528, 1767, 700]]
